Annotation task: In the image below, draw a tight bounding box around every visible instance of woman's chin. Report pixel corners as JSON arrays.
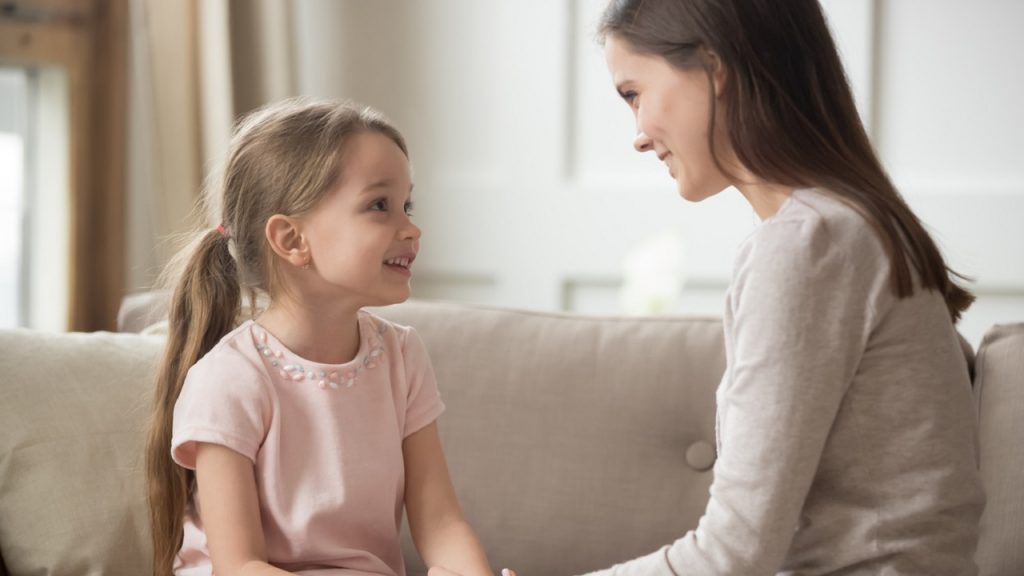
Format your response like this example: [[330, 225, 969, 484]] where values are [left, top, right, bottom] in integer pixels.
[[677, 180, 729, 203], [676, 183, 709, 203]]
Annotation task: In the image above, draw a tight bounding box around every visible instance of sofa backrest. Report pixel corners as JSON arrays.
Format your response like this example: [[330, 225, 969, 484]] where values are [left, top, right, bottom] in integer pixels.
[[374, 301, 726, 575], [0, 302, 1020, 575]]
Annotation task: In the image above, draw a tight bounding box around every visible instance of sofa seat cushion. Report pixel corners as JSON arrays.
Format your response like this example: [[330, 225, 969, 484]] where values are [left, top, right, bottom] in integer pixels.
[[0, 329, 164, 576], [974, 322, 1024, 576], [375, 301, 726, 575]]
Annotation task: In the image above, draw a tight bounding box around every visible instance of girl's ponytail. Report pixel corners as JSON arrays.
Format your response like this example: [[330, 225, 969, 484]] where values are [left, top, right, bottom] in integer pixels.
[[145, 229, 240, 576]]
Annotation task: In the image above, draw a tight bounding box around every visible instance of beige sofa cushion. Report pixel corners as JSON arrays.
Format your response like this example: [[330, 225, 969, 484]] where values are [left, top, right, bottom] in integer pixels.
[[974, 322, 1024, 576], [375, 301, 725, 575], [0, 329, 163, 576]]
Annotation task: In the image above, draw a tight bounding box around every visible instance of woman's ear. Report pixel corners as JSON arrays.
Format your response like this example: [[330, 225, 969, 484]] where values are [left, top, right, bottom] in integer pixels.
[[702, 48, 727, 98], [265, 214, 308, 268]]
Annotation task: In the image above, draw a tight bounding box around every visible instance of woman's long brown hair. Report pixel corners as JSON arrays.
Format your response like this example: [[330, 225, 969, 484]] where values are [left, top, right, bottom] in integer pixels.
[[600, 0, 973, 320], [145, 98, 407, 575]]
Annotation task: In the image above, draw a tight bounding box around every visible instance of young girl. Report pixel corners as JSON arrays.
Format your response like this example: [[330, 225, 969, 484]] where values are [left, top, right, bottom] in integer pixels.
[[584, 0, 986, 574], [146, 98, 497, 576]]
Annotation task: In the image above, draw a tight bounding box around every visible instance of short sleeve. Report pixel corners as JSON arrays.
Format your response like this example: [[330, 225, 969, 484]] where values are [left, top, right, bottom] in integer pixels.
[[400, 327, 445, 438], [171, 347, 272, 468]]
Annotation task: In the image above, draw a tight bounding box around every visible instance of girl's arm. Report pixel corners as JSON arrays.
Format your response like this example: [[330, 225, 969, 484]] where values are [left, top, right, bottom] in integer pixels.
[[195, 442, 294, 576], [404, 422, 494, 576]]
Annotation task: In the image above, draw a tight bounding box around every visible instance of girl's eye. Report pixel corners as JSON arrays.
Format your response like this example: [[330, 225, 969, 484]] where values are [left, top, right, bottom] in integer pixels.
[[404, 201, 415, 216], [371, 199, 388, 212]]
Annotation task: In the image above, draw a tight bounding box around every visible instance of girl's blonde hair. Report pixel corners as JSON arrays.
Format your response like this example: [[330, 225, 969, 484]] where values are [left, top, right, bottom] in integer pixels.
[[145, 98, 407, 576]]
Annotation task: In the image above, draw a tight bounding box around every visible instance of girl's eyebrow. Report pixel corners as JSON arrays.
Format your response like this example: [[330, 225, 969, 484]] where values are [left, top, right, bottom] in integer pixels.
[[360, 180, 415, 196], [360, 179, 396, 193]]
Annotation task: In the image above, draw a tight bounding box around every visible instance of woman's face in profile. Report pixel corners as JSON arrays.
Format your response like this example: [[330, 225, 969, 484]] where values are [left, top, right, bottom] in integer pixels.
[[604, 34, 732, 203]]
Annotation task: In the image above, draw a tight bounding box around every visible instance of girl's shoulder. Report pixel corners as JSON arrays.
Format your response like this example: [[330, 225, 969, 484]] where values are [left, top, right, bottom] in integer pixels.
[[359, 309, 414, 343], [188, 319, 268, 383], [358, 309, 430, 361]]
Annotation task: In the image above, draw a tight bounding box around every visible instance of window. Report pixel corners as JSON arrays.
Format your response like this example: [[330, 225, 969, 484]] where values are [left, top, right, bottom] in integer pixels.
[[0, 68, 28, 328], [0, 66, 70, 330]]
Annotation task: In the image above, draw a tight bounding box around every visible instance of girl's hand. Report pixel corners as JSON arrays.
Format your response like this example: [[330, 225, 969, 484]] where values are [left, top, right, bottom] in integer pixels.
[[426, 568, 517, 576], [427, 568, 462, 576], [423, 565, 460, 573]]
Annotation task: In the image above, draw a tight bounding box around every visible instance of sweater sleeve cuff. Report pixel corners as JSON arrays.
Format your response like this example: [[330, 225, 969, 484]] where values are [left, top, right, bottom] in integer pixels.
[[576, 545, 679, 576]]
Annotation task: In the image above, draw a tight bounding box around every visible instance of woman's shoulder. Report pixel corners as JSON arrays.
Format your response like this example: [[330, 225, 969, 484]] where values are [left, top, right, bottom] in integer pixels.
[[748, 187, 887, 265], [731, 188, 894, 304]]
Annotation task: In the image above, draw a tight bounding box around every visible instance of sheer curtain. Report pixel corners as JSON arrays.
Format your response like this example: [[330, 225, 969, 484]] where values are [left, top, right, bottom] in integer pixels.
[[125, 0, 296, 296]]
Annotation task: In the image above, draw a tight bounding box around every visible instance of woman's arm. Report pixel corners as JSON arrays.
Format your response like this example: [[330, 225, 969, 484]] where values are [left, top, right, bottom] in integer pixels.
[[195, 442, 293, 576], [404, 422, 494, 576], [579, 218, 878, 576]]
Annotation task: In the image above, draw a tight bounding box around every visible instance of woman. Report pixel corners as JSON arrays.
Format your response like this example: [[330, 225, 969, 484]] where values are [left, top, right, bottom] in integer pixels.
[[584, 0, 985, 574]]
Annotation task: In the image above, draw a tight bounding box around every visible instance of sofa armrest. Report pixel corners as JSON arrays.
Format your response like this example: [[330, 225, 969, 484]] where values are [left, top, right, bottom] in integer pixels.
[[974, 322, 1024, 575], [0, 329, 165, 575]]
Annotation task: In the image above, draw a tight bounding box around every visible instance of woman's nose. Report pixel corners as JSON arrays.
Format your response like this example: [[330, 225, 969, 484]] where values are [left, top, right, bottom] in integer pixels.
[[634, 130, 653, 153]]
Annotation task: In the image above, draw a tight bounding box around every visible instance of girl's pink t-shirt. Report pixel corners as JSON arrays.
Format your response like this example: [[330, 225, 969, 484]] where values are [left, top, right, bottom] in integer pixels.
[[171, 311, 445, 575]]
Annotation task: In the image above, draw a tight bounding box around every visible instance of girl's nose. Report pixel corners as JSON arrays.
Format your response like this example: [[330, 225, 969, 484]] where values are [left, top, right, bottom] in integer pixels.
[[403, 221, 422, 240], [634, 130, 653, 153]]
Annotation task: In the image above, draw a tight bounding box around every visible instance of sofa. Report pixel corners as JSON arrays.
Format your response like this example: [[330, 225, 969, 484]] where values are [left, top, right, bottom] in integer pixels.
[[0, 297, 1021, 575]]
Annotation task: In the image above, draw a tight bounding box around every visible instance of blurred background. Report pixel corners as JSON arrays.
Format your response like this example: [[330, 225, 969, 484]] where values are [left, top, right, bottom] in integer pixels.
[[1, 0, 1022, 348]]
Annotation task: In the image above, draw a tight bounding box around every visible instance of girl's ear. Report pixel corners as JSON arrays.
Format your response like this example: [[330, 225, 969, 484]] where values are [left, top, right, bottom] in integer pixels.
[[265, 214, 308, 268]]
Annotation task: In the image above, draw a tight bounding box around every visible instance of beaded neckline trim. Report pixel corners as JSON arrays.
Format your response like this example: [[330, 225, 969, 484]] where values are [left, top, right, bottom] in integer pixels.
[[252, 318, 388, 390]]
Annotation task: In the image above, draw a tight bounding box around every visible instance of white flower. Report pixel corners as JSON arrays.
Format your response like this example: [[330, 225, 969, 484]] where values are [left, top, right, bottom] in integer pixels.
[[619, 230, 686, 316]]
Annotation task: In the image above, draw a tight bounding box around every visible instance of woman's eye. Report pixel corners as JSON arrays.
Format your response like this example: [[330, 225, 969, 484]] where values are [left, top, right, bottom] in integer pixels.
[[620, 90, 638, 106]]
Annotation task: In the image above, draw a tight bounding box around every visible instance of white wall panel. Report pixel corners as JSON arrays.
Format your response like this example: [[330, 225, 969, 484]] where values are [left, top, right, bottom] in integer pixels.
[[572, 0, 666, 188], [291, 0, 1024, 347], [819, 0, 876, 131], [295, 0, 570, 188], [875, 0, 1024, 185], [872, 0, 1024, 346]]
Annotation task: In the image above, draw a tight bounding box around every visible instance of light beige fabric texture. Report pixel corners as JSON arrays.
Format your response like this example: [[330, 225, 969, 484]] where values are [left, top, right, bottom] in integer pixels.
[[0, 329, 163, 575], [375, 302, 726, 575], [0, 302, 1019, 575], [974, 322, 1024, 576]]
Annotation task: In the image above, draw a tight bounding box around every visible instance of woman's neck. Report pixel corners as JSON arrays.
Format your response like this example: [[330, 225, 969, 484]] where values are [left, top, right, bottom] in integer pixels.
[[257, 298, 361, 364], [729, 164, 795, 220], [736, 182, 794, 220], [715, 146, 795, 220]]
